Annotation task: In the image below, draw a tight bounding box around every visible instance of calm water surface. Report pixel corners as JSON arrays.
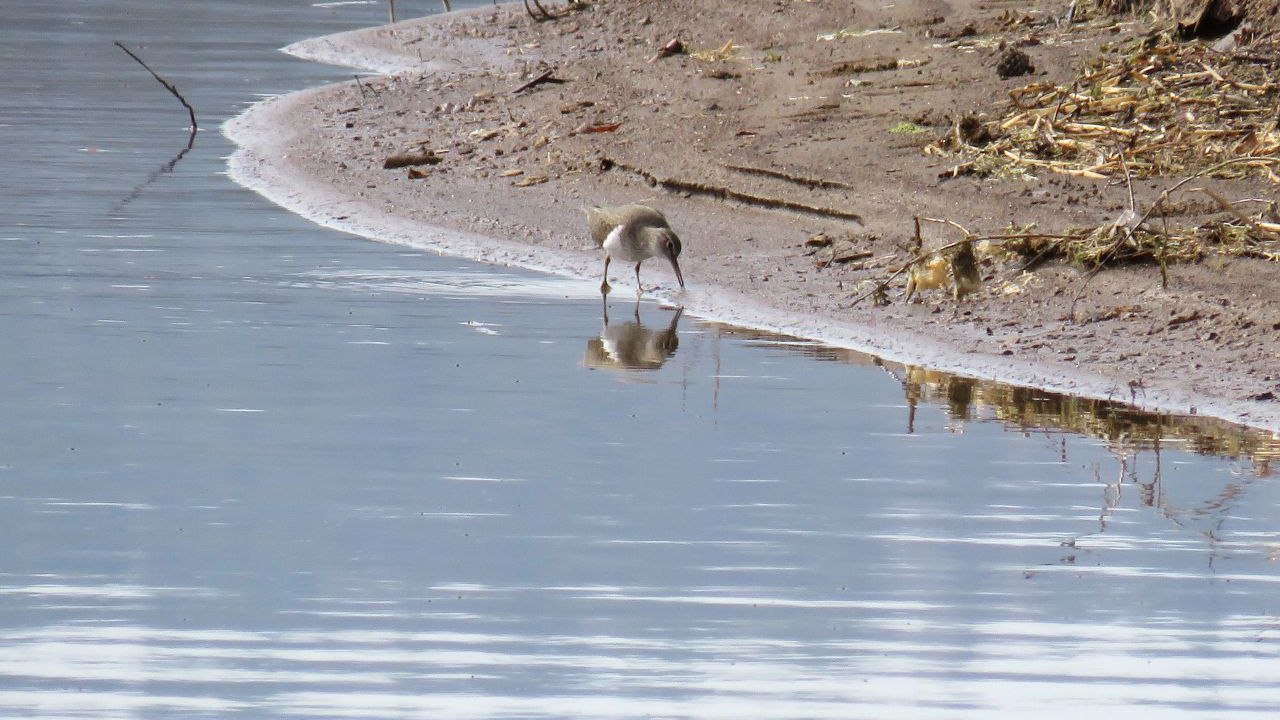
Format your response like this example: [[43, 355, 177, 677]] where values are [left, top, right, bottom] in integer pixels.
[[3, 1, 1280, 717]]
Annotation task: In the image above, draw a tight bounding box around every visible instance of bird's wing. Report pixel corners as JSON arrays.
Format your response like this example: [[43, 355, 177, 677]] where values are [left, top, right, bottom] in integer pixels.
[[584, 206, 616, 247], [621, 205, 669, 229], [585, 205, 670, 246]]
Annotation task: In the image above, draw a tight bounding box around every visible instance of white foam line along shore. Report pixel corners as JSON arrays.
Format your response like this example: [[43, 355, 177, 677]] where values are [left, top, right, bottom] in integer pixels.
[[222, 6, 1280, 434]]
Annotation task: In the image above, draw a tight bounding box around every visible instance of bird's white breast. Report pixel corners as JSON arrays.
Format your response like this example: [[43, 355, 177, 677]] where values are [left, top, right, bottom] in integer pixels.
[[602, 225, 649, 263]]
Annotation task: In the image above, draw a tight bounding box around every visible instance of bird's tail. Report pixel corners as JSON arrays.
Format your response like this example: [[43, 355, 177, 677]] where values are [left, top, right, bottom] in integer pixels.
[[583, 206, 610, 247]]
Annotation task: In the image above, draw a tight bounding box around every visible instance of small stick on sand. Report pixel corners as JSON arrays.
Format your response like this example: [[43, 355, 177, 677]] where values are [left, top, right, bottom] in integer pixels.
[[114, 41, 197, 135], [511, 68, 565, 94]]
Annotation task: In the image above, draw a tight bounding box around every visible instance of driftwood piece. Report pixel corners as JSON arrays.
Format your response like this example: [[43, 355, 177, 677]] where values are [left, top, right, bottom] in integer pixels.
[[512, 68, 566, 94], [575, 121, 623, 133], [383, 149, 443, 169], [603, 157, 864, 224], [648, 39, 685, 63], [724, 163, 858, 191], [805, 232, 876, 268]]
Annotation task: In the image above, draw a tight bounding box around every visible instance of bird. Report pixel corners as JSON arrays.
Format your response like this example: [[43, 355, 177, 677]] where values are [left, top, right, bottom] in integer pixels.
[[904, 239, 981, 303], [584, 204, 684, 294], [949, 239, 982, 301]]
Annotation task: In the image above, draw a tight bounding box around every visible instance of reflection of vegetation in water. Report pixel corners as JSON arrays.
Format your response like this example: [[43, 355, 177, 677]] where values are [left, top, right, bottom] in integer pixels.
[[701, 322, 1279, 469], [899, 364, 1280, 472], [891, 363, 1279, 561], [705, 323, 1276, 562]]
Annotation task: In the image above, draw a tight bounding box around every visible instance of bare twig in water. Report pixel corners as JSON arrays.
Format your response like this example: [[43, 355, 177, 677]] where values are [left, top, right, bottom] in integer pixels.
[[114, 41, 197, 135], [111, 42, 197, 209], [111, 140, 194, 212]]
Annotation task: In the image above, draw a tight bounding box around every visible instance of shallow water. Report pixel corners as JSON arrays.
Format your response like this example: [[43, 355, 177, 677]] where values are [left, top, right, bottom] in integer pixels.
[[3, 1, 1280, 717]]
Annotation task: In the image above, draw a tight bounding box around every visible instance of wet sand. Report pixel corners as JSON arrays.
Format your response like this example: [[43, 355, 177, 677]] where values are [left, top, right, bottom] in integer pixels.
[[223, 1, 1280, 432]]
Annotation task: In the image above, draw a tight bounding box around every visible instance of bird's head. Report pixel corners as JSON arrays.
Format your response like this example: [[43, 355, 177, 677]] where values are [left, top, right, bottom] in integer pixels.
[[652, 228, 684, 288]]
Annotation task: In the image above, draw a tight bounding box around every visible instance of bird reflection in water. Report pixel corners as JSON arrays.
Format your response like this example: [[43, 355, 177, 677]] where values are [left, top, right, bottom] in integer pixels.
[[583, 298, 683, 372]]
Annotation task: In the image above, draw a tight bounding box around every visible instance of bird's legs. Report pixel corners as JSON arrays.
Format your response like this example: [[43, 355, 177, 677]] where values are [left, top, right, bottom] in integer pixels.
[[600, 255, 612, 294], [634, 262, 643, 295]]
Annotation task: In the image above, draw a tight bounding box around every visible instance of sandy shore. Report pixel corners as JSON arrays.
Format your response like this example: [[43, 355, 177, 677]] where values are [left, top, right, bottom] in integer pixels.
[[223, 1, 1280, 432]]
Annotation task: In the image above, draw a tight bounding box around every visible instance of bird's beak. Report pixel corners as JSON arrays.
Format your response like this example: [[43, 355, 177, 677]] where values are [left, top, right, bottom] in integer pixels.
[[669, 256, 685, 288]]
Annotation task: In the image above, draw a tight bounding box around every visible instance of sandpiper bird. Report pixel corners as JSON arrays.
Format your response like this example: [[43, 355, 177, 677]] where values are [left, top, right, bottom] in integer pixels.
[[584, 204, 685, 293]]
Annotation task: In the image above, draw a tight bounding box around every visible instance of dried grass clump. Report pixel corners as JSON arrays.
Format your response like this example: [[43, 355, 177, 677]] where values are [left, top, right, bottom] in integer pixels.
[[1093, 0, 1155, 13], [994, 197, 1279, 269], [928, 37, 1280, 181]]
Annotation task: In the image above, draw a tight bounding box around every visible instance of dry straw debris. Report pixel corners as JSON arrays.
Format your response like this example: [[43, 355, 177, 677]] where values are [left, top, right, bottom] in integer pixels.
[[928, 37, 1280, 181], [894, 31, 1280, 298]]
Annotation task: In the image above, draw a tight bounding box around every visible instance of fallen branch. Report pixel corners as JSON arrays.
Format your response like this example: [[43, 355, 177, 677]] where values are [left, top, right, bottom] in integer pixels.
[[877, 158, 1280, 313], [724, 163, 858, 191], [511, 68, 565, 94], [648, 38, 685, 63], [114, 41, 197, 135], [920, 215, 972, 238], [1066, 154, 1278, 315], [579, 122, 622, 133], [383, 148, 443, 169], [604, 157, 864, 223]]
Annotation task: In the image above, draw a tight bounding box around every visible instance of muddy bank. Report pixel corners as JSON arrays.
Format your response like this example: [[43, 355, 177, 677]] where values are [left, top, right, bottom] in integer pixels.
[[224, 1, 1280, 432]]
